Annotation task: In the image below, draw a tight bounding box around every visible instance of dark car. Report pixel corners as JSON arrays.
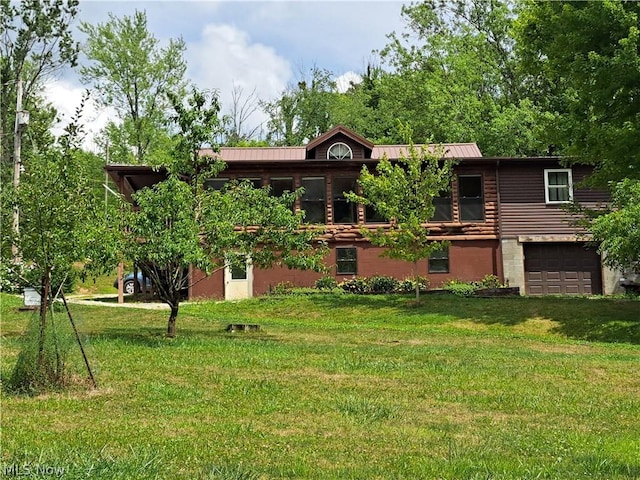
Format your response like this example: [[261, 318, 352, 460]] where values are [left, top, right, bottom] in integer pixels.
[[113, 272, 153, 295]]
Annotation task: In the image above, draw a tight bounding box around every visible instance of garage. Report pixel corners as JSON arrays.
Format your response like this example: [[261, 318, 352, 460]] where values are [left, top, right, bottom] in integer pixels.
[[524, 243, 602, 295]]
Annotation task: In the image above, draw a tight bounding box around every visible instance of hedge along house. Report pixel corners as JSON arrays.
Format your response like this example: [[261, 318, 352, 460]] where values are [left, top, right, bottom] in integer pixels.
[[106, 125, 616, 299]]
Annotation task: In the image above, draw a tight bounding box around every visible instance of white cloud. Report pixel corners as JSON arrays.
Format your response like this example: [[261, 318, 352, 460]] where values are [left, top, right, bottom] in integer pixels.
[[186, 23, 292, 136], [43, 79, 117, 153], [336, 71, 363, 93]]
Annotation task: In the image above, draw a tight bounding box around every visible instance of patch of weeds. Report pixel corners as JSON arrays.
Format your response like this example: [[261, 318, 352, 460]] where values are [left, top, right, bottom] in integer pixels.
[[336, 395, 399, 423]]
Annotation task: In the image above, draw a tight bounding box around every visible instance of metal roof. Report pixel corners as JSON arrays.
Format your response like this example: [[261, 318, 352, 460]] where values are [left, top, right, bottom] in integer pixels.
[[200, 142, 482, 163]]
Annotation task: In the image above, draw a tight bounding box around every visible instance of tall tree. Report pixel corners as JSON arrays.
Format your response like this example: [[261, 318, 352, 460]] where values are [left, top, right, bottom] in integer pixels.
[[516, 0, 640, 271], [80, 10, 187, 164], [346, 125, 454, 302], [262, 66, 337, 145], [0, 0, 79, 170], [516, 0, 640, 183]]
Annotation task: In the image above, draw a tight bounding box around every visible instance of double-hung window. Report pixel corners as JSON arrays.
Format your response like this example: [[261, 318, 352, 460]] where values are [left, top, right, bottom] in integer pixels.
[[332, 177, 357, 224], [336, 247, 357, 275], [431, 192, 453, 222], [544, 169, 573, 203], [458, 175, 484, 221], [428, 247, 449, 273], [301, 177, 326, 224]]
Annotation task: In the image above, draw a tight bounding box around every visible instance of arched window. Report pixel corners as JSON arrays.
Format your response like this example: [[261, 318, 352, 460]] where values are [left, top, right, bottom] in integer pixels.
[[327, 142, 353, 160]]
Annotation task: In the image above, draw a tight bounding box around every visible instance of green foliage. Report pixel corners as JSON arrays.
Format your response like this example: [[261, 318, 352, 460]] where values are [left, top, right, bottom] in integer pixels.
[[516, 0, 640, 182], [337, 275, 429, 295], [6, 309, 76, 394], [346, 125, 453, 301], [338, 277, 369, 295], [80, 10, 187, 164], [314, 275, 338, 291], [442, 279, 479, 298], [479, 274, 504, 289], [590, 179, 640, 270], [397, 276, 430, 294], [0, 0, 79, 166]]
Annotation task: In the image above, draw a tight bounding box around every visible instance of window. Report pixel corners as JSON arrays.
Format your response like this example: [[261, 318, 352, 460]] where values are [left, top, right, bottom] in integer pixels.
[[327, 142, 353, 160], [269, 177, 294, 197], [544, 169, 573, 203], [228, 254, 247, 279], [365, 204, 386, 223], [300, 177, 326, 223], [431, 193, 452, 221], [429, 247, 449, 273], [336, 247, 357, 275], [458, 175, 484, 221], [332, 177, 357, 224], [204, 178, 229, 191]]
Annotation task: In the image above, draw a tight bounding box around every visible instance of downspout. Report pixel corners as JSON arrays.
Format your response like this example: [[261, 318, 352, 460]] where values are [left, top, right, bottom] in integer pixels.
[[495, 160, 504, 283]]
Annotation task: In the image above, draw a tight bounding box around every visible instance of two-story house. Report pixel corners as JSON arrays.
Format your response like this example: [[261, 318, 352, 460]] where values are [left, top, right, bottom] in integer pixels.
[[106, 125, 617, 299]]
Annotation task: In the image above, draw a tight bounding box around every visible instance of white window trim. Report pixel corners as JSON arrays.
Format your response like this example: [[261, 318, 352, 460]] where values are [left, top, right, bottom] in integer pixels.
[[327, 142, 353, 160], [544, 168, 573, 204]]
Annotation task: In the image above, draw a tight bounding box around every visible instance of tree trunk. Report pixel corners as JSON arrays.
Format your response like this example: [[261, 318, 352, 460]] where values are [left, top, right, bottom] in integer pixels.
[[37, 273, 51, 367], [413, 260, 420, 304], [167, 303, 179, 338]]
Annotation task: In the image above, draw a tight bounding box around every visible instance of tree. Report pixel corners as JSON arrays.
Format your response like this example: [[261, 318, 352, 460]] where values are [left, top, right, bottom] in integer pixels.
[[516, 1, 640, 267], [516, 0, 640, 183], [125, 87, 327, 337], [8, 102, 119, 392], [346, 125, 454, 302], [590, 179, 640, 271], [0, 0, 79, 169], [261, 66, 337, 145], [80, 10, 187, 164], [222, 83, 262, 146]]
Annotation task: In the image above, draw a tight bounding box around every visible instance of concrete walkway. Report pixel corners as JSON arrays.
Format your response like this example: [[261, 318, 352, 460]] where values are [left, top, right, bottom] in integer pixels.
[[63, 294, 171, 310]]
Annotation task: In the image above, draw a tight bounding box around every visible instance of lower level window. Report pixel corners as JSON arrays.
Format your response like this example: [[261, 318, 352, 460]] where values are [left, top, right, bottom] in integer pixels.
[[429, 247, 449, 273], [336, 247, 357, 275]]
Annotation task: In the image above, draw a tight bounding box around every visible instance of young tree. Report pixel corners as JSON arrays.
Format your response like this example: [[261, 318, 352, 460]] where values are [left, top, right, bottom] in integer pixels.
[[80, 10, 187, 164], [347, 126, 454, 302], [8, 103, 120, 392]]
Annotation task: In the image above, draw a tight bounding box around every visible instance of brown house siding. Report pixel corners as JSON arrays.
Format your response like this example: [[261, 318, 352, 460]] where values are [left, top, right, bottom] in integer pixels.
[[311, 133, 367, 160]]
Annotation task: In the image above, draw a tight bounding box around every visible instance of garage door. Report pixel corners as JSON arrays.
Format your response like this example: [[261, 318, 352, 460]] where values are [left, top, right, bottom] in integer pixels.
[[524, 243, 602, 295]]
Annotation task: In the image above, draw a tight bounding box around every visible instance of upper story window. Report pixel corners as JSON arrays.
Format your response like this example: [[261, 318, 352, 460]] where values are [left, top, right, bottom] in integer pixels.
[[327, 142, 353, 160], [204, 178, 229, 191], [458, 175, 484, 221], [332, 177, 358, 224], [300, 177, 326, 224], [544, 169, 573, 203]]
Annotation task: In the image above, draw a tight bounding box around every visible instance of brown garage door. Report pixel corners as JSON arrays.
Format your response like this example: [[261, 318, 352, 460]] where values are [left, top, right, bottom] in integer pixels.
[[524, 243, 602, 295]]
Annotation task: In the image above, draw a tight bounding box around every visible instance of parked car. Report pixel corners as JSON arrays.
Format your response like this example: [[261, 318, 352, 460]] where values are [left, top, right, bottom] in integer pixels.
[[619, 271, 640, 294], [113, 272, 153, 295]]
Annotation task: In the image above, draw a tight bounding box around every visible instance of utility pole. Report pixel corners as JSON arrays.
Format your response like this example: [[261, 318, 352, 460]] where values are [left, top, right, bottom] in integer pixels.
[[12, 79, 27, 261]]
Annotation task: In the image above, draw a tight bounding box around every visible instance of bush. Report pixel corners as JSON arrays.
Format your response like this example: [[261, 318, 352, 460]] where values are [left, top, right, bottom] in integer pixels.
[[315, 276, 338, 291], [367, 276, 399, 294], [442, 279, 479, 297], [338, 277, 369, 294], [397, 276, 430, 294], [479, 274, 503, 289]]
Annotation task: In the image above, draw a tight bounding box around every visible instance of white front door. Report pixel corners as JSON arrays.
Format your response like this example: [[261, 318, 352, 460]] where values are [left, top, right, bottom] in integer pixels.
[[224, 256, 253, 300]]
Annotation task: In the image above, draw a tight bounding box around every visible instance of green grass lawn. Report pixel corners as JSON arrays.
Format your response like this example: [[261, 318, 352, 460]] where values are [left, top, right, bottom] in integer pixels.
[[1, 293, 639, 479]]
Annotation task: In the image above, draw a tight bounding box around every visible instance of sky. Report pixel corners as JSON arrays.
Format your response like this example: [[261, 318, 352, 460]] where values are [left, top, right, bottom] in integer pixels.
[[43, 0, 409, 150]]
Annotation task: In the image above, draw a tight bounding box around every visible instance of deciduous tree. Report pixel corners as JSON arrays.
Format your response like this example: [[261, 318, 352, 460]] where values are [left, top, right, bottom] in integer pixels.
[[346, 125, 454, 302]]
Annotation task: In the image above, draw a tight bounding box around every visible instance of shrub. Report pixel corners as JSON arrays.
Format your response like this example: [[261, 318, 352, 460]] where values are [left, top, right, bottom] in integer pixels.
[[442, 279, 479, 297], [315, 276, 337, 291], [397, 276, 430, 294], [339, 277, 369, 294], [479, 274, 503, 289], [367, 276, 399, 294]]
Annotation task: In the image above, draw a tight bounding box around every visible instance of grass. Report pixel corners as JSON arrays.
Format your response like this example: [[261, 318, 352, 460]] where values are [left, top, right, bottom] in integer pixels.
[[1, 292, 639, 479]]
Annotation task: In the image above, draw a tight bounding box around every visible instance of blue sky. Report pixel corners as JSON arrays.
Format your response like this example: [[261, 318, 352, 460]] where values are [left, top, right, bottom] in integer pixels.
[[45, 1, 408, 148]]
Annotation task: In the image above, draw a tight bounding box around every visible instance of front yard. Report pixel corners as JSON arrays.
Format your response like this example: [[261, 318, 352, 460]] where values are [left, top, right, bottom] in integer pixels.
[[1, 293, 639, 479]]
